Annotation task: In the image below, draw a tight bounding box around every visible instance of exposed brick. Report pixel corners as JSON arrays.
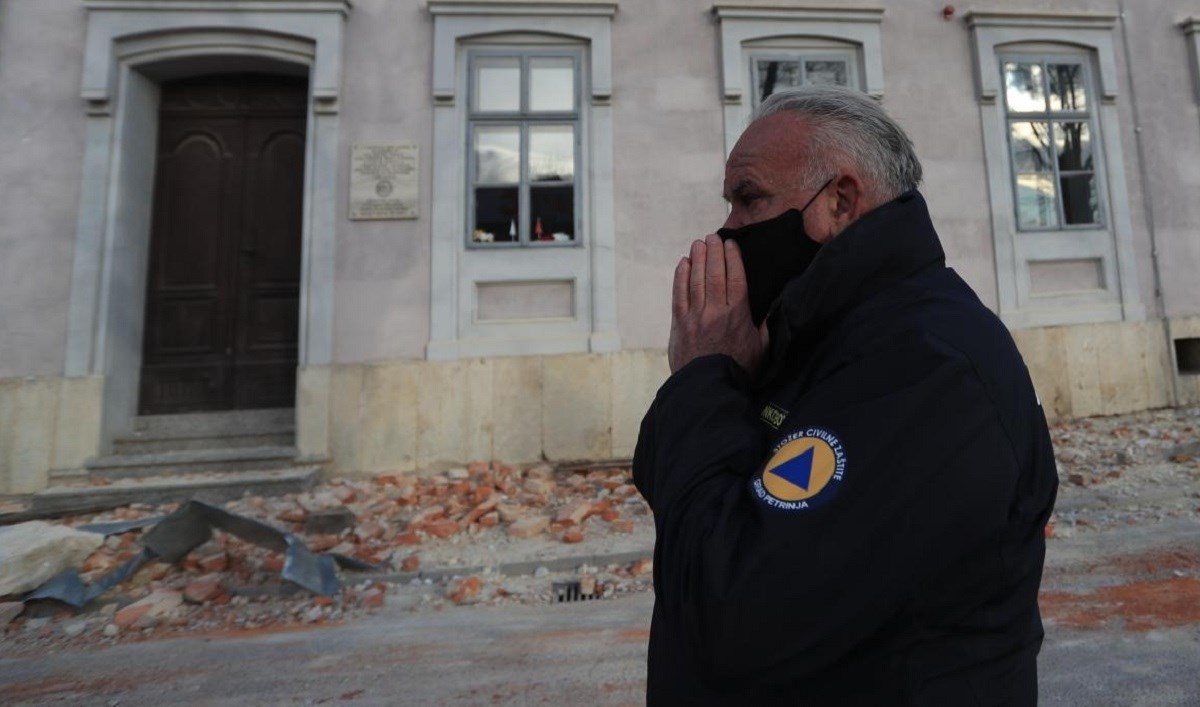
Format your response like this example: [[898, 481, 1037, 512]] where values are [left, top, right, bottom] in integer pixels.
[[561, 528, 585, 544]]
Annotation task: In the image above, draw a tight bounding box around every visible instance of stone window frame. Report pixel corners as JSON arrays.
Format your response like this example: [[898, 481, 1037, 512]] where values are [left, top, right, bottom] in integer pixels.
[[966, 11, 1143, 328], [427, 1, 619, 361], [712, 5, 886, 157]]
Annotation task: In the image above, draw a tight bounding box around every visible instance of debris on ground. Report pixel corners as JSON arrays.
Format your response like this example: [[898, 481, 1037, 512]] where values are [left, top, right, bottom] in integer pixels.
[[0, 521, 104, 597], [0, 462, 655, 654]]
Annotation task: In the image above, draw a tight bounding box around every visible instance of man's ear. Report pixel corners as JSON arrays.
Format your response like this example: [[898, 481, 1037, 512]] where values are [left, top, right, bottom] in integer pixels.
[[830, 173, 868, 231]]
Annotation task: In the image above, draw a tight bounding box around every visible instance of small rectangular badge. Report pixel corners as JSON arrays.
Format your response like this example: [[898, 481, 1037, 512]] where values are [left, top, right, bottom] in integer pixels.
[[760, 403, 788, 429]]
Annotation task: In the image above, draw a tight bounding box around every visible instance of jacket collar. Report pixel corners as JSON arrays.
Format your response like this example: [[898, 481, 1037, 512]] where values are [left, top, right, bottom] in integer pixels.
[[758, 191, 946, 385]]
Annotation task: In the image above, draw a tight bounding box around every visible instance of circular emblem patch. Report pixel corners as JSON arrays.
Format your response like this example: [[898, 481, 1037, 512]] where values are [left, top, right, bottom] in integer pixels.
[[752, 427, 847, 511]]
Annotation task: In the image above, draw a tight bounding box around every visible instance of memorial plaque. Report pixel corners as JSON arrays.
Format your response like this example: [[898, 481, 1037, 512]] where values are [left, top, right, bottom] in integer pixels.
[[349, 143, 418, 220]]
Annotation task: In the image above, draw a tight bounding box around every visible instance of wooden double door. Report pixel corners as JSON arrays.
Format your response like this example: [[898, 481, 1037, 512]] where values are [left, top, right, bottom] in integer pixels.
[[139, 74, 307, 414]]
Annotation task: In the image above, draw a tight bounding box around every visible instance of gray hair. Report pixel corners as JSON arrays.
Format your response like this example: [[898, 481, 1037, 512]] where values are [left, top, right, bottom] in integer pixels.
[[753, 85, 922, 200]]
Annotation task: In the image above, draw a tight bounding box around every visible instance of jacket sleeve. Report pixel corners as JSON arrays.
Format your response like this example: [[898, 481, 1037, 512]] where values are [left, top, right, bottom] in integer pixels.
[[632, 337, 1028, 688]]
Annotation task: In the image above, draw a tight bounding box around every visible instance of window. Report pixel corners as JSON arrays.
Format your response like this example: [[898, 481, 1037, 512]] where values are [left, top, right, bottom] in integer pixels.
[[1002, 58, 1102, 230], [750, 50, 857, 107], [468, 50, 581, 246], [712, 5, 884, 157], [967, 11, 1143, 328]]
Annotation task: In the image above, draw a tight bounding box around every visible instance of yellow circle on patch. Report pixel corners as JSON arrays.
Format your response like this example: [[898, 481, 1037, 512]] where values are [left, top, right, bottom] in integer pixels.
[[762, 436, 838, 502]]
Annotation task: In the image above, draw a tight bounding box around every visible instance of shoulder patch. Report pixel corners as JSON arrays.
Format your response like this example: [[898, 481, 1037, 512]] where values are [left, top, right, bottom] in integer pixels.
[[752, 427, 847, 512]]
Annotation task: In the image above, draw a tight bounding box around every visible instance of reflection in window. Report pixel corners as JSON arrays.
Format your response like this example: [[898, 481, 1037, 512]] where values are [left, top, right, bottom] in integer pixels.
[[468, 51, 580, 245], [1003, 58, 1102, 229], [753, 53, 854, 105]]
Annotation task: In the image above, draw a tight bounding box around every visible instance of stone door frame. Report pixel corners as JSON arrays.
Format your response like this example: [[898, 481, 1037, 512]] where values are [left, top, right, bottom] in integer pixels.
[[63, 1, 348, 460]]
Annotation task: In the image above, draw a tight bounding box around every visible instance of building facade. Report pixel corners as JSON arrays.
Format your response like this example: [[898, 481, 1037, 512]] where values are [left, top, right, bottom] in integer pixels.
[[2, 0, 1199, 494]]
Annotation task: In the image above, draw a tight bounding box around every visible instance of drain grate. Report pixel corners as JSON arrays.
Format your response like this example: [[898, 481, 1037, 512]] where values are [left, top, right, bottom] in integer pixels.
[[552, 579, 598, 603]]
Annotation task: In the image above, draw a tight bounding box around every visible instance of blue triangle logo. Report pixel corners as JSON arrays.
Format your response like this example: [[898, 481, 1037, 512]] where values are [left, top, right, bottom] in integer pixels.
[[772, 446, 815, 490]]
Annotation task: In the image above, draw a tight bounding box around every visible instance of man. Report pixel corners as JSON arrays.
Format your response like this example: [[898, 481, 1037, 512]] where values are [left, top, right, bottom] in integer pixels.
[[632, 85, 1058, 705]]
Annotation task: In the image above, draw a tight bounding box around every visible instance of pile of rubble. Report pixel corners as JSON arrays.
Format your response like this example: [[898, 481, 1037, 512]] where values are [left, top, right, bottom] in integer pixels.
[[0, 463, 655, 654], [1048, 405, 1200, 535]]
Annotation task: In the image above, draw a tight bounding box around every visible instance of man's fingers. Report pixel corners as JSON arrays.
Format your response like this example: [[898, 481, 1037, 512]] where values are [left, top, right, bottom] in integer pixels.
[[672, 257, 690, 318], [688, 240, 707, 309], [724, 238, 749, 308], [704, 234, 726, 304]]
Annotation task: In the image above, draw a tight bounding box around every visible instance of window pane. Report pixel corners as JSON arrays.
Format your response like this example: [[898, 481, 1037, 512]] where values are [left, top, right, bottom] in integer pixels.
[[1060, 174, 1100, 225], [1055, 122, 1093, 171], [1015, 173, 1059, 229], [1010, 122, 1053, 172], [474, 186, 519, 243], [474, 57, 520, 112], [474, 126, 520, 184], [531, 186, 574, 241], [1048, 63, 1088, 112], [1004, 62, 1046, 112], [528, 125, 574, 182], [756, 59, 803, 102], [530, 57, 575, 112], [805, 60, 848, 86]]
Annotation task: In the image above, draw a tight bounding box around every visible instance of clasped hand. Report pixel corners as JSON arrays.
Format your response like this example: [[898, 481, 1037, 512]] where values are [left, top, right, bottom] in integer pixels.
[[668, 234, 768, 375]]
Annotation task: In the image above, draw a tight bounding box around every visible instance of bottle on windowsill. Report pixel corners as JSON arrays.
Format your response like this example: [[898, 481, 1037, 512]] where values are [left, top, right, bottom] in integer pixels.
[[534, 217, 547, 241]]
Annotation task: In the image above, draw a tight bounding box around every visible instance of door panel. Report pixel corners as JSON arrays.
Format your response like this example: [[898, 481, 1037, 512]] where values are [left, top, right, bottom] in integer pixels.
[[140, 74, 307, 414]]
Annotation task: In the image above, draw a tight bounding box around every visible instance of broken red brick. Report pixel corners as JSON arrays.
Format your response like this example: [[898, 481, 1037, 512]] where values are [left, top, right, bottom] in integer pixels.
[[465, 497, 499, 524], [312, 595, 335, 607], [262, 555, 285, 573], [613, 484, 638, 497], [360, 587, 386, 608], [393, 532, 422, 546], [277, 507, 306, 523], [424, 519, 460, 539], [331, 486, 357, 504], [508, 516, 549, 538], [610, 519, 635, 534], [478, 512, 500, 528], [496, 503, 524, 524], [470, 485, 495, 505], [307, 535, 340, 552], [407, 505, 446, 530], [447, 575, 483, 604], [196, 550, 228, 573], [600, 509, 621, 522], [374, 473, 403, 486], [183, 574, 223, 604], [561, 528, 585, 544], [629, 559, 653, 577], [401, 554, 420, 571], [555, 501, 592, 526]]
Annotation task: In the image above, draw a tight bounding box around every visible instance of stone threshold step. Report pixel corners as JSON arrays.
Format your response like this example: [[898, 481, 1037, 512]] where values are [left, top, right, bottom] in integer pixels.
[[86, 446, 299, 480], [112, 431, 295, 455], [132, 408, 294, 437], [30, 466, 322, 517]]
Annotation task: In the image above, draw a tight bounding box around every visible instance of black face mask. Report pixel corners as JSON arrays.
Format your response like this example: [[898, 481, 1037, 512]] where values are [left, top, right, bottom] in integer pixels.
[[717, 181, 831, 326]]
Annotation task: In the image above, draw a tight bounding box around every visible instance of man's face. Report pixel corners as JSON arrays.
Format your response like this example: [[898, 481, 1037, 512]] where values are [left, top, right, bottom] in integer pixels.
[[721, 112, 839, 243]]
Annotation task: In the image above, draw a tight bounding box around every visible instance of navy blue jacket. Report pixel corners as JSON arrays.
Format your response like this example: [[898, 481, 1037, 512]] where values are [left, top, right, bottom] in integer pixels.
[[633, 192, 1057, 705]]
